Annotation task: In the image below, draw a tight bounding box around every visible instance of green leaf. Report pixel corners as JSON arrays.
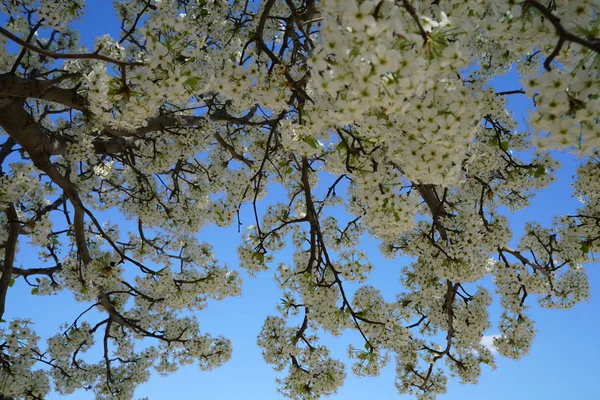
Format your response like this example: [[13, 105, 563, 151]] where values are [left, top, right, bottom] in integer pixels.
[[303, 136, 319, 149], [0, 319, 5, 323], [335, 141, 347, 151], [9, 278, 15, 287], [534, 166, 545, 178], [501, 141, 510, 151], [253, 252, 265, 264], [31, 288, 39, 295], [581, 242, 590, 255], [185, 77, 201, 90], [68, 3, 82, 16], [156, 266, 169, 274]]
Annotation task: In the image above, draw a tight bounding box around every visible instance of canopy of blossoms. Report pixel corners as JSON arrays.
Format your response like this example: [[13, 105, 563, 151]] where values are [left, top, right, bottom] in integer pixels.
[[0, 0, 598, 399]]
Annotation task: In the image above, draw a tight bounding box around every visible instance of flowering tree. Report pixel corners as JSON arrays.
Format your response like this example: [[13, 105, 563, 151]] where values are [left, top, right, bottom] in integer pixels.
[[0, 0, 598, 398]]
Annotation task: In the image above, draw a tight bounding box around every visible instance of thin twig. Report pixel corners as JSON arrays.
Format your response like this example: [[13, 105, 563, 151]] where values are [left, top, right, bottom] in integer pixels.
[[0, 26, 144, 67], [10, 19, 45, 74]]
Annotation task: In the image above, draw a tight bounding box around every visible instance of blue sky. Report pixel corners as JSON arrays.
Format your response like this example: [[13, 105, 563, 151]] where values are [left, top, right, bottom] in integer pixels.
[[2, 1, 600, 399]]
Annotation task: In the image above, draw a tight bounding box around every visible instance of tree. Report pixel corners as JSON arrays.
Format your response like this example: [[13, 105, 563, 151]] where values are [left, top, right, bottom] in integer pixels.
[[0, 0, 598, 398]]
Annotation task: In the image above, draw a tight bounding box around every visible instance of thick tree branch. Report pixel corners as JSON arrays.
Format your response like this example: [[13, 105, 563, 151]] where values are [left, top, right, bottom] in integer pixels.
[[0, 203, 20, 320], [0, 99, 91, 265], [0, 73, 88, 110], [11, 265, 62, 279], [416, 184, 448, 241], [0, 76, 280, 158]]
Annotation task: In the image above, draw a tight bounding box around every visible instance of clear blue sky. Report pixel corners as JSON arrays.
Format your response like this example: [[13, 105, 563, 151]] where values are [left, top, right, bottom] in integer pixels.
[[3, 2, 600, 399]]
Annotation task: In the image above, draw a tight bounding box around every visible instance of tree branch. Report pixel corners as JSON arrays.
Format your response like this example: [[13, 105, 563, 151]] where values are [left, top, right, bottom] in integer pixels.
[[0, 26, 144, 67], [10, 19, 45, 74], [0, 73, 88, 110], [400, 0, 429, 44], [416, 183, 448, 241], [523, 0, 600, 70], [0, 99, 91, 265], [0, 203, 20, 320], [495, 89, 526, 96], [11, 265, 62, 279]]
